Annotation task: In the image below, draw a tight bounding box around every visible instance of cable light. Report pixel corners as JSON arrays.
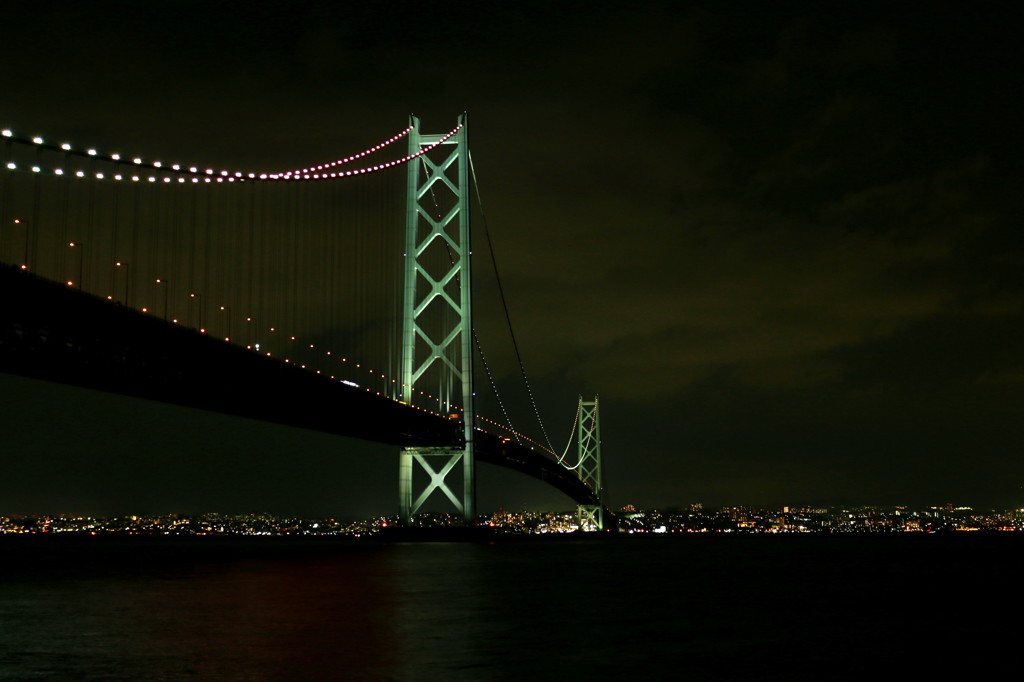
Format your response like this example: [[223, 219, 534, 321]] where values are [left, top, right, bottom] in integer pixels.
[[0, 122, 460, 183], [284, 126, 413, 176]]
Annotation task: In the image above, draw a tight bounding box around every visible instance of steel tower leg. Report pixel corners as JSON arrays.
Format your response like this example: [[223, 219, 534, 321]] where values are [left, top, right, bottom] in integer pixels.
[[576, 396, 604, 531], [399, 113, 475, 526]]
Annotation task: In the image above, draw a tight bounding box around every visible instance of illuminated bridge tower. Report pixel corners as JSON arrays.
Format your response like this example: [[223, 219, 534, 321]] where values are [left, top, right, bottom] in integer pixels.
[[398, 113, 476, 525], [576, 396, 605, 531]]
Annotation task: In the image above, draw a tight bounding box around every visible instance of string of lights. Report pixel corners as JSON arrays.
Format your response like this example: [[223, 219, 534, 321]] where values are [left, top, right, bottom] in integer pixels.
[[19, 248, 560, 452], [2, 121, 566, 465], [555, 397, 584, 469], [476, 415, 555, 456], [474, 329, 521, 445], [126, 293, 552, 445], [283, 126, 412, 176], [159, 303, 473, 420], [1, 124, 461, 182], [563, 399, 599, 477]]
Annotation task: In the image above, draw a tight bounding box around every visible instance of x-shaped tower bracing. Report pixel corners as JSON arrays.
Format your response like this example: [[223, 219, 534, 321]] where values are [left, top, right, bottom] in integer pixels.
[[399, 114, 475, 524], [576, 397, 604, 531]]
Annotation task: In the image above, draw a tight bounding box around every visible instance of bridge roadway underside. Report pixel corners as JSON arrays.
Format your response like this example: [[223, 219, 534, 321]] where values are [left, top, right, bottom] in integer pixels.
[[0, 266, 602, 509]]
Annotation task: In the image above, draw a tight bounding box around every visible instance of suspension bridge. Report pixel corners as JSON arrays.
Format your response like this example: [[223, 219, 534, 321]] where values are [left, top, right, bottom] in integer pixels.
[[0, 114, 609, 530]]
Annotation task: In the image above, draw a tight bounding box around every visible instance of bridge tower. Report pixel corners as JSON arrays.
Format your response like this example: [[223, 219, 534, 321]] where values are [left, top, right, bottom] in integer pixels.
[[575, 396, 604, 531], [398, 113, 476, 525]]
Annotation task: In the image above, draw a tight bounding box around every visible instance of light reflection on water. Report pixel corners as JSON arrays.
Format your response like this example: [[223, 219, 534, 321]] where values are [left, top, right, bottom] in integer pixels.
[[0, 536, 1018, 680]]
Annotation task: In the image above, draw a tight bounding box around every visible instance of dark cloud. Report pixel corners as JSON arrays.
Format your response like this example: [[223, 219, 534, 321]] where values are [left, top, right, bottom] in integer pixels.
[[1, 1, 1022, 514]]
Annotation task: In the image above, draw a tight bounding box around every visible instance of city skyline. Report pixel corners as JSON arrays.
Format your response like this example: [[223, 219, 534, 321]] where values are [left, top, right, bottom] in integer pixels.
[[5, 502, 1022, 535]]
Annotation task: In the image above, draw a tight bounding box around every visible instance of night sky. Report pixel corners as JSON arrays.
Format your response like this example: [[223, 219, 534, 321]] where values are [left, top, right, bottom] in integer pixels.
[[1, 1, 1022, 517]]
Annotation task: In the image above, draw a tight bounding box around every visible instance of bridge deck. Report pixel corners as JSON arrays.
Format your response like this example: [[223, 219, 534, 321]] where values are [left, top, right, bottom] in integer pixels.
[[1, 266, 603, 509]]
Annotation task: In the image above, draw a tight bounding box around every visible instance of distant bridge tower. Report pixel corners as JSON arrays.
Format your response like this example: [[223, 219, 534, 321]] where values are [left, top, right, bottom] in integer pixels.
[[398, 113, 476, 525], [576, 396, 605, 531]]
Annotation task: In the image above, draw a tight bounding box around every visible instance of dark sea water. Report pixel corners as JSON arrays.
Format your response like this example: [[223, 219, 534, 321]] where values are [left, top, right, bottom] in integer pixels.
[[0, 534, 1019, 681]]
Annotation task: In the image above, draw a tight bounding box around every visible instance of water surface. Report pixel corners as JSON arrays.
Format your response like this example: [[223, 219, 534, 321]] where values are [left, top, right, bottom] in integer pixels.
[[0, 535, 1018, 680]]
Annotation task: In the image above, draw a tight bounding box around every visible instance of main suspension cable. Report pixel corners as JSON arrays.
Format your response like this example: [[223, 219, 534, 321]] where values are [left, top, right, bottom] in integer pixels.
[[468, 150, 555, 453], [474, 328, 521, 445], [555, 396, 583, 468]]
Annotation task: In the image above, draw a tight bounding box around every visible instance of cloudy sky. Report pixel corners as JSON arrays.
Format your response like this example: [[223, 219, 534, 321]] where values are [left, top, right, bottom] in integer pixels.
[[1, 1, 1021, 516]]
